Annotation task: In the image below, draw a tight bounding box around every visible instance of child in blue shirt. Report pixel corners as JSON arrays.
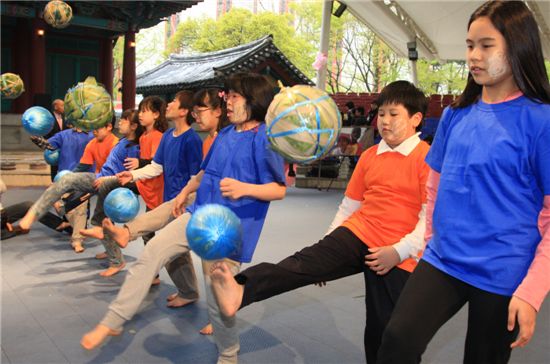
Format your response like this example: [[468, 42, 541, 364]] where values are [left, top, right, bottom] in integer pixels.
[[81, 73, 286, 364], [377, 2, 550, 363]]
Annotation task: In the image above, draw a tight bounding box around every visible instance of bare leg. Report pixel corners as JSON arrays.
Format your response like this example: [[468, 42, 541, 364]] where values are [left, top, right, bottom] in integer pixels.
[[103, 218, 130, 248], [80, 324, 122, 350], [80, 226, 104, 240], [210, 262, 244, 317]]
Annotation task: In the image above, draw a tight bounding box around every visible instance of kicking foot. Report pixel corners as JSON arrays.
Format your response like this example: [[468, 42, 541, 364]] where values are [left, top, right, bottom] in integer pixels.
[[9, 224, 30, 235], [72, 241, 85, 253], [80, 324, 122, 350], [166, 295, 197, 308], [210, 262, 243, 317], [199, 323, 213, 335], [102, 218, 130, 248], [80, 226, 104, 240], [95, 252, 108, 259], [166, 292, 178, 302], [151, 277, 161, 286], [99, 262, 126, 277]]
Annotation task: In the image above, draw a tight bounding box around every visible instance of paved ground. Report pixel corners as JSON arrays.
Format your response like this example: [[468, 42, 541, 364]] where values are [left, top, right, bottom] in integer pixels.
[[1, 186, 549, 364]]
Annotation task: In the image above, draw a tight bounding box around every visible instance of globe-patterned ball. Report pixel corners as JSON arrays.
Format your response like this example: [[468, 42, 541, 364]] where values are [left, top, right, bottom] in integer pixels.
[[1, 73, 25, 99], [104, 188, 140, 224], [43, 0, 73, 29], [266, 85, 341, 163], [64, 76, 113, 131], [186, 204, 242, 260], [54, 170, 72, 183], [21, 106, 54, 136], [44, 149, 59, 166]]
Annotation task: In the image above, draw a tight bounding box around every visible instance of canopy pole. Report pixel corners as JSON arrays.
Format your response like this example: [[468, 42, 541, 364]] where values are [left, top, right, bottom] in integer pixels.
[[316, 0, 332, 91], [409, 60, 418, 86]]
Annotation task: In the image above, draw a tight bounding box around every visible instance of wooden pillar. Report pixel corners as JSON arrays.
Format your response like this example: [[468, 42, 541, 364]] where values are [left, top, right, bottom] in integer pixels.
[[122, 30, 136, 110], [13, 19, 32, 113], [101, 38, 114, 97]]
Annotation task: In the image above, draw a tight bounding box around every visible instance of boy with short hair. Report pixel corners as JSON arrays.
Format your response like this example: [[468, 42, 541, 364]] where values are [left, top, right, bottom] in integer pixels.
[[211, 80, 430, 364]]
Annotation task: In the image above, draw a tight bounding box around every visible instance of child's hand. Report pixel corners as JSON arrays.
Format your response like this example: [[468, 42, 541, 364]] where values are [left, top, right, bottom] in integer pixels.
[[365, 246, 400, 275], [172, 192, 188, 217], [93, 177, 104, 189], [508, 296, 537, 349], [117, 171, 133, 186], [124, 158, 139, 170], [220, 178, 246, 200]]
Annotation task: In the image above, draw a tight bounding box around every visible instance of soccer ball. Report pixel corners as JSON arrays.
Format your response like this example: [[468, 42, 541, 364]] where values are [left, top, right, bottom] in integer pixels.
[[43, 0, 73, 29], [1, 73, 25, 99], [64, 76, 113, 131], [266, 85, 341, 163]]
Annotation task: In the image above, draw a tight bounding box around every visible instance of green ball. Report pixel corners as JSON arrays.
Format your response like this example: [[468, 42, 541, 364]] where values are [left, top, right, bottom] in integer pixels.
[[43, 0, 73, 29], [1, 73, 25, 99], [64, 76, 113, 131], [266, 85, 342, 163]]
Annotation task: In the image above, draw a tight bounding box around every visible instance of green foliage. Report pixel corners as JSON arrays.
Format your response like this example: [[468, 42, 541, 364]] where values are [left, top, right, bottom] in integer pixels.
[[417, 60, 468, 95], [165, 8, 316, 79]]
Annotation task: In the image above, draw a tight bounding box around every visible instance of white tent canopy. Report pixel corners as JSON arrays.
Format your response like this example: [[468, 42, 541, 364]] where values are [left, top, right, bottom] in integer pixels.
[[341, 0, 550, 62]]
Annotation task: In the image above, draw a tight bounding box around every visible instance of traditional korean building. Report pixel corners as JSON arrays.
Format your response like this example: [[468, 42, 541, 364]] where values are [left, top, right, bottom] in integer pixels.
[[1, 0, 201, 150], [136, 35, 313, 100]]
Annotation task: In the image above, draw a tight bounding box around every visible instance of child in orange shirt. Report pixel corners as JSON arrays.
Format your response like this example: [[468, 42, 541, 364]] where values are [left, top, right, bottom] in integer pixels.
[[211, 81, 430, 364]]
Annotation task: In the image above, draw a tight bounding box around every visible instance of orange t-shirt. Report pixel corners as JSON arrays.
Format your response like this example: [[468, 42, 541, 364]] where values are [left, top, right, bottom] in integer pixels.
[[80, 133, 119, 173], [202, 133, 217, 159], [341, 141, 430, 272], [136, 129, 164, 209]]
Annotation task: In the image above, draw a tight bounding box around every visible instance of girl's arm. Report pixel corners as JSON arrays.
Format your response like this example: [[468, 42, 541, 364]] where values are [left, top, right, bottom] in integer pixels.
[[172, 171, 205, 216], [118, 161, 163, 185], [325, 196, 362, 235], [424, 168, 440, 244], [219, 178, 286, 202], [508, 195, 550, 349]]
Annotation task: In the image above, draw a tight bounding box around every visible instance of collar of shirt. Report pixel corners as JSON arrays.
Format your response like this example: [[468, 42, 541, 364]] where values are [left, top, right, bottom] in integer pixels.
[[376, 132, 421, 156]]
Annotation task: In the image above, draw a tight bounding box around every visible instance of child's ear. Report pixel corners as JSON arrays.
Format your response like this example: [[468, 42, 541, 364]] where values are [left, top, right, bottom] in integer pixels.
[[213, 107, 222, 117], [411, 112, 423, 128], [107, 123, 113, 131]]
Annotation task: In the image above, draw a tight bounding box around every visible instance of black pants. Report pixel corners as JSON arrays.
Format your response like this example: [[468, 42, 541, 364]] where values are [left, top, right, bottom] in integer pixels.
[[377, 260, 517, 364], [1, 201, 71, 240], [236, 227, 410, 364]]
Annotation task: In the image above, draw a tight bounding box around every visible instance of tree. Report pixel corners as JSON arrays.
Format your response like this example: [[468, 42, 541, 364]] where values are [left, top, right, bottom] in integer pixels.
[[165, 8, 316, 81]]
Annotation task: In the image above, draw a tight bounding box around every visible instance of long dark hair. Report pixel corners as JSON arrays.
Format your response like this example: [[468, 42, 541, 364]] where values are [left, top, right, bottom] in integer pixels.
[[193, 88, 229, 131], [138, 96, 168, 132], [224, 73, 275, 122], [454, 1, 550, 108], [121, 109, 143, 141], [174, 90, 195, 126]]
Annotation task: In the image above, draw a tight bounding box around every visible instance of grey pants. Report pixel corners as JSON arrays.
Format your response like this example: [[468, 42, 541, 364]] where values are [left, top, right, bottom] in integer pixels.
[[123, 196, 199, 299], [101, 212, 241, 363]]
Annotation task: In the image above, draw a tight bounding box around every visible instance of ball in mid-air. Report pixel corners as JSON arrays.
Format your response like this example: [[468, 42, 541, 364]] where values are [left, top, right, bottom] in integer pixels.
[[186, 204, 242, 260], [21, 106, 54, 136], [43, 0, 73, 29], [64, 76, 113, 131], [53, 169, 72, 183], [266, 85, 341, 163], [44, 149, 59, 166], [104, 187, 140, 224], [1, 73, 25, 99]]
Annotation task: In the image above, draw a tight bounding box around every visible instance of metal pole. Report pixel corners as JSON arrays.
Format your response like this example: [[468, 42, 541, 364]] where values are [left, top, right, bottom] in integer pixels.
[[409, 59, 418, 86], [316, 0, 332, 91]]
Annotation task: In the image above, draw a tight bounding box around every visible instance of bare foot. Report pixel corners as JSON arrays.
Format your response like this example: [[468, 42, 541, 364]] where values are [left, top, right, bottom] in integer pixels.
[[210, 262, 243, 317], [80, 324, 122, 350], [199, 323, 213, 335], [95, 252, 108, 259], [166, 292, 178, 301], [151, 277, 161, 286], [80, 226, 104, 240], [103, 218, 130, 248], [72, 241, 85, 253], [99, 262, 126, 277], [18, 211, 36, 231], [166, 295, 197, 308], [55, 221, 71, 231]]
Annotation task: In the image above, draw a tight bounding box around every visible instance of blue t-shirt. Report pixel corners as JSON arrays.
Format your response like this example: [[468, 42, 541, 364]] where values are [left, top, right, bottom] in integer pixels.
[[96, 138, 140, 178], [154, 127, 202, 201], [49, 129, 94, 171], [187, 124, 286, 262], [424, 96, 550, 296]]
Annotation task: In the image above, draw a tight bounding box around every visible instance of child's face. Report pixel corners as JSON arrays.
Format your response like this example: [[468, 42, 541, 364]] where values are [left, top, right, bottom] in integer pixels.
[[166, 98, 185, 120], [193, 102, 221, 133], [466, 17, 513, 89], [118, 117, 135, 137], [139, 107, 159, 128], [93, 124, 112, 141], [377, 103, 421, 148], [225, 91, 248, 124]]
